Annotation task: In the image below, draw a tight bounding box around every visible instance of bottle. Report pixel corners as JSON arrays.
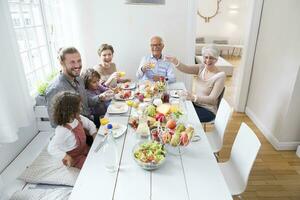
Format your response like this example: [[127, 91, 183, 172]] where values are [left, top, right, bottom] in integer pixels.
[[102, 124, 119, 172], [161, 77, 170, 103], [136, 113, 150, 139]]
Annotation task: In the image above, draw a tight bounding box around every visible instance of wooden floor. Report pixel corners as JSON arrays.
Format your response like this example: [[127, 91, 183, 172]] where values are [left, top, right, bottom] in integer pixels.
[[212, 56, 300, 200]]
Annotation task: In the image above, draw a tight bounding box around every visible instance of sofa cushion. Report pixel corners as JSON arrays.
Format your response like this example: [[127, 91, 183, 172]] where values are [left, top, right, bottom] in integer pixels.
[[18, 149, 79, 187]]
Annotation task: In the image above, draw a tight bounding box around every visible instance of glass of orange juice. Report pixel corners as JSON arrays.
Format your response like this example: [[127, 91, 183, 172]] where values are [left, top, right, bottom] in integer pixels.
[[100, 117, 109, 126], [149, 62, 155, 69], [118, 71, 126, 77]]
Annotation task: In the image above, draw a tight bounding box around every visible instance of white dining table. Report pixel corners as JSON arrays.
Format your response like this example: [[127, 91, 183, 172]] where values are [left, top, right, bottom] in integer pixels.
[[69, 82, 233, 200]]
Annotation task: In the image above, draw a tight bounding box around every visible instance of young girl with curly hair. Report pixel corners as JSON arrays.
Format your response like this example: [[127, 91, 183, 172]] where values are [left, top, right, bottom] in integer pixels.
[[47, 91, 97, 169]]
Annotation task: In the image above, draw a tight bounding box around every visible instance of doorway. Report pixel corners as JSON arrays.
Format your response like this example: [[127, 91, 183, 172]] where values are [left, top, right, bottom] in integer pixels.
[[194, 0, 263, 111]]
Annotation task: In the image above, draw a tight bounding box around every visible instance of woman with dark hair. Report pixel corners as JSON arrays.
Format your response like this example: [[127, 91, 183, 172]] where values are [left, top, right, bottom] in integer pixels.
[[93, 43, 130, 87], [47, 91, 97, 169]]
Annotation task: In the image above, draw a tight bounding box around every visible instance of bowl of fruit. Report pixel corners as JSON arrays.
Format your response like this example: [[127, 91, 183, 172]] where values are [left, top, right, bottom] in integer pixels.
[[158, 123, 195, 156], [133, 140, 167, 171]]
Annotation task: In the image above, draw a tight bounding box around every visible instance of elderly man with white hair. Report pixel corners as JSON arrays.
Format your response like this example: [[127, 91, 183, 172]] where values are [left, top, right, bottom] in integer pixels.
[[165, 45, 225, 122], [136, 36, 176, 83]]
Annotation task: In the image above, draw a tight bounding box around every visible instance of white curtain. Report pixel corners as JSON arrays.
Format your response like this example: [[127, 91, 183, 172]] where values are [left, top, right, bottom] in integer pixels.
[[0, 0, 35, 143]]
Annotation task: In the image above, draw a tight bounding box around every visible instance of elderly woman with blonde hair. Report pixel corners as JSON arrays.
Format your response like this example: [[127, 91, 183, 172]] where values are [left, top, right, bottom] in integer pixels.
[[165, 45, 225, 122]]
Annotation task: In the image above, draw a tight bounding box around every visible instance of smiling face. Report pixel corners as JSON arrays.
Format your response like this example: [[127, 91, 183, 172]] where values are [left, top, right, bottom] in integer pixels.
[[203, 55, 217, 69], [150, 37, 164, 58], [88, 76, 100, 91], [61, 52, 82, 79], [100, 49, 113, 66]]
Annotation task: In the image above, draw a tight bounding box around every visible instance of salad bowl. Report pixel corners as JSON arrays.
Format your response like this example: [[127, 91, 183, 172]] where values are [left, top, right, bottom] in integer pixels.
[[133, 141, 166, 170]]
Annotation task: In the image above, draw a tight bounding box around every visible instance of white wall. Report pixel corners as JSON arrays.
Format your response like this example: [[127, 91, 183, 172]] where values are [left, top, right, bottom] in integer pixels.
[[61, 0, 196, 88], [196, 0, 249, 44], [246, 0, 300, 149]]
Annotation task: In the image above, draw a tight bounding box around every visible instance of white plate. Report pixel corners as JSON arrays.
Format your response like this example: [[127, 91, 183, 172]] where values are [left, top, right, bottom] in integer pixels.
[[121, 82, 136, 90], [107, 102, 129, 114], [98, 123, 127, 138], [170, 89, 183, 98], [114, 93, 135, 101]]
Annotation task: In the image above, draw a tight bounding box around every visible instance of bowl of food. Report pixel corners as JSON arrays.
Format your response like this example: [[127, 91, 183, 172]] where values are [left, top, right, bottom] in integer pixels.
[[133, 140, 166, 170], [158, 123, 195, 156]]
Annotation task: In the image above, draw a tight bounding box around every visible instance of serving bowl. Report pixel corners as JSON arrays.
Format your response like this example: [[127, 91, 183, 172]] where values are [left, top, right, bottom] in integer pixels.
[[133, 141, 166, 170]]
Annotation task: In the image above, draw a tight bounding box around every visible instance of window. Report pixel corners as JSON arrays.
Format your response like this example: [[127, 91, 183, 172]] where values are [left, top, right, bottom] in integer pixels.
[[8, 0, 63, 95]]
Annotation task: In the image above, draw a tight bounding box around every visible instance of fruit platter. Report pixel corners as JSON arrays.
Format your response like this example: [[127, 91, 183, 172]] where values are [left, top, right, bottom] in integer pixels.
[[121, 82, 136, 90], [133, 140, 166, 170], [114, 90, 134, 101], [150, 123, 195, 156], [128, 101, 185, 131], [135, 80, 167, 102]]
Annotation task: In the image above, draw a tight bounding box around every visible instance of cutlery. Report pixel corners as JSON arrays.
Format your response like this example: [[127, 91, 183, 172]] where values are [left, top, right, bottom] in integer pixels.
[[94, 135, 108, 153], [192, 135, 201, 142]]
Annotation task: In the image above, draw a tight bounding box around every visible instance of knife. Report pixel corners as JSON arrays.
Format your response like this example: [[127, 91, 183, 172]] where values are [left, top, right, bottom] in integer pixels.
[[94, 135, 108, 153]]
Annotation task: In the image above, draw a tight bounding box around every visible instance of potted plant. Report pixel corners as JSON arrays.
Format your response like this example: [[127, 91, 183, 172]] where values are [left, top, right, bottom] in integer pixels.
[[35, 70, 58, 106]]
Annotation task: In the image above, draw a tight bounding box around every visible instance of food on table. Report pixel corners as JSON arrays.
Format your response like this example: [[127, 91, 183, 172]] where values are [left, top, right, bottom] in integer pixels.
[[155, 81, 166, 92], [170, 133, 181, 146], [147, 116, 156, 127], [170, 104, 180, 113], [161, 131, 172, 144], [172, 110, 183, 119], [185, 127, 195, 140], [111, 86, 122, 94], [137, 93, 145, 102], [166, 119, 176, 129], [134, 141, 166, 164], [160, 124, 195, 147], [149, 62, 155, 69], [116, 90, 132, 100], [100, 117, 109, 126], [118, 71, 126, 77], [126, 100, 134, 107], [155, 113, 165, 123], [136, 122, 150, 137], [151, 128, 160, 142], [126, 100, 139, 108], [145, 105, 156, 117], [153, 98, 163, 107], [159, 76, 165, 82], [135, 81, 166, 101], [124, 82, 130, 88], [156, 103, 171, 115], [180, 132, 189, 146], [176, 123, 186, 132], [128, 116, 139, 129], [129, 115, 157, 130], [122, 90, 132, 99], [161, 92, 170, 103]]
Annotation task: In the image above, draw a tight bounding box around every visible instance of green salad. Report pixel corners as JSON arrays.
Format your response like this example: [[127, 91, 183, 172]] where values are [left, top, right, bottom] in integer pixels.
[[134, 141, 166, 164]]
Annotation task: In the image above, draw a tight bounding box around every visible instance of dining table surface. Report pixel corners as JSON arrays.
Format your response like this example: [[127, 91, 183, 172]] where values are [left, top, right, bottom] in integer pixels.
[[69, 82, 233, 200]]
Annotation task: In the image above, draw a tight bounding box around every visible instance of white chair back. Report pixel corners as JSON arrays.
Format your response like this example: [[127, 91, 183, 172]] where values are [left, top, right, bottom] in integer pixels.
[[231, 123, 261, 187], [214, 99, 233, 144]]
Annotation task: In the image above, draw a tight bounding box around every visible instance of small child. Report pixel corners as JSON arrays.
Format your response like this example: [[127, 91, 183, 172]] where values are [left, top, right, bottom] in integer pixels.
[[47, 91, 97, 169], [83, 68, 114, 128]]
